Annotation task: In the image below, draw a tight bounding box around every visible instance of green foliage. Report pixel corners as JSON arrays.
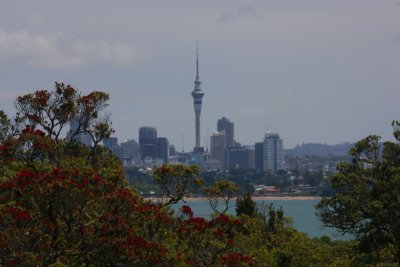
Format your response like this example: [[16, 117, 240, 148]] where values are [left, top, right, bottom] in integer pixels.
[[125, 167, 161, 194], [316, 122, 400, 264], [153, 164, 203, 206], [0, 84, 172, 266], [4, 83, 395, 266], [236, 192, 256, 217], [205, 179, 239, 214]]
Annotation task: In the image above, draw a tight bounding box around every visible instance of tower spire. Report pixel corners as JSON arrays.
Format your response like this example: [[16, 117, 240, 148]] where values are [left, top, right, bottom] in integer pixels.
[[191, 41, 204, 152], [196, 40, 199, 80]]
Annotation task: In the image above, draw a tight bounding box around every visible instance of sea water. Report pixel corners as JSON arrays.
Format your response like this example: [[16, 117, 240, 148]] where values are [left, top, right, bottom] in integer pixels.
[[173, 199, 352, 240]]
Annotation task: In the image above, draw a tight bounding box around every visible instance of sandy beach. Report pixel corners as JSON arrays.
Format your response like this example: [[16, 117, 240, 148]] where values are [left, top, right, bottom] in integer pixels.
[[145, 196, 322, 202], [184, 196, 321, 202]]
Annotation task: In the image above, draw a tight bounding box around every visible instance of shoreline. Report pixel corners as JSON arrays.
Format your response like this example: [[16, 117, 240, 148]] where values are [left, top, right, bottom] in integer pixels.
[[144, 196, 322, 202]]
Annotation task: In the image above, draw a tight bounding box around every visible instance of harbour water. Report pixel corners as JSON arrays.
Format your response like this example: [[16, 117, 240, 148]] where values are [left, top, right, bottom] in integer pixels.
[[173, 199, 352, 240]]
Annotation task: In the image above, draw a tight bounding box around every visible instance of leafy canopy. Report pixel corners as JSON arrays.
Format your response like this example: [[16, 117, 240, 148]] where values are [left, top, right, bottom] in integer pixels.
[[316, 121, 400, 263]]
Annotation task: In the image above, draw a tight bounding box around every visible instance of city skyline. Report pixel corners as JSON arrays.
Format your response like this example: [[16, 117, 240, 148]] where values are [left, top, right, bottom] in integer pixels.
[[0, 1, 399, 148]]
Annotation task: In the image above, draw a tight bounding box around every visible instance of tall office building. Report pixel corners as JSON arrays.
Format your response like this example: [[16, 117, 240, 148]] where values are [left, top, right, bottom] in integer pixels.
[[156, 137, 169, 164], [103, 137, 123, 160], [210, 131, 226, 170], [227, 146, 254, 170], [139, 126, 157, 160], [217, 117, 234, 148], [255, 142, 264, 171], [191, 43, 205, 152], [121, 139, 141, 166], [263, 132, 284, 172], [67, 118, 92, 146], [103, 137, 118, 149]]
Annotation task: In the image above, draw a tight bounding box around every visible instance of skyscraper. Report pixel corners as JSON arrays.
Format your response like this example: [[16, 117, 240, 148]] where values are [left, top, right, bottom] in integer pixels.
[[67, 118, 92, 146], [210, 131, 226, 170], [255, 142, 264, 171], [191, 43, 204, 152], [121, 139, 141, 166], [103, 137, 123, 160], [139, 126, 157, 160], [156, 137, 169, 164], [263, 132, 284, 172], [226, 146, 254, 170], [217, 117, 234, 148]]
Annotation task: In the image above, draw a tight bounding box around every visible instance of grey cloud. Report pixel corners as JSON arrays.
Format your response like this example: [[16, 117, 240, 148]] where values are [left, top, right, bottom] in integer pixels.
[[0, 30, 138, 69], [217, 5, 259, 22]]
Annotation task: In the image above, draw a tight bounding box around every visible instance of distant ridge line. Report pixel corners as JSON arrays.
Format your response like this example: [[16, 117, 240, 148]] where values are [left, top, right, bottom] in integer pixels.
[[285, 142, 353, 156]]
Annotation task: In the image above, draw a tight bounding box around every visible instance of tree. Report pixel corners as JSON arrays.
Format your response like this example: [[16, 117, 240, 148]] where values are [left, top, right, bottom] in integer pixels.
[[236, 192, 256, 217], [1, 83, 260, 266], [3, 82, 362, 266], [205, 179, 239, 214], [316, 121, 400, 263], [0, 83, 178, 266], [152, 164, 204, 206]]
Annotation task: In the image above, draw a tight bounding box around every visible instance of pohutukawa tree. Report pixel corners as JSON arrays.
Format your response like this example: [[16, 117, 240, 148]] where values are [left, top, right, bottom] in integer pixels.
[[0, 83, 175, 266], [0, 83, 260, 266], [2, 82, 356, 266]]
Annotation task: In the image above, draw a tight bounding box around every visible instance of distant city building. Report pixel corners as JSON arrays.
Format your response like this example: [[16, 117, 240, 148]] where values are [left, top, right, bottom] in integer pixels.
[[247, 146, 255, 169], [121, 139, 141, 167], [103, 137, 123, 160], [139, 126, 157, 160], [103, 137, 118, 148], [255, 142, 264, 171], [217, 117, 234, 148], [203, 159, 221, 170], [263, 132, 284, 172], [191, 43, 205, 152], [210, 131, 226, 170], [227, 146, 254, 170], [67, 118, 92, 146], [156, 137, 169, 164], [169, 144, 176, 157]]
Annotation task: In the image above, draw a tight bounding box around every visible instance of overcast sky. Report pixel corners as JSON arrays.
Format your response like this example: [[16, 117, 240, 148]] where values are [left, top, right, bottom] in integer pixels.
[[0, 1, 399, 149]]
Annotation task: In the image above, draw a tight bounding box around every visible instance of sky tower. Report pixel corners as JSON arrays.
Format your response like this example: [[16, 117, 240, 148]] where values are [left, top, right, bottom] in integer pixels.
[[192, 43, 204, 152]]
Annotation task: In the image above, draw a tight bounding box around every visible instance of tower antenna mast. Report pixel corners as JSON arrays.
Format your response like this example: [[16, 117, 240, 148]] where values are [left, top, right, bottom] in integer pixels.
[[191, 41, 205, 152]]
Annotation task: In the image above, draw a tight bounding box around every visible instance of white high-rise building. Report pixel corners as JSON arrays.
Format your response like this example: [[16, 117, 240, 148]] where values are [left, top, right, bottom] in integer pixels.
[[263, 132, 284, 172], [67, 118, 92, 146], [217, 117, 234, 148], [210, 131, 226, 170]]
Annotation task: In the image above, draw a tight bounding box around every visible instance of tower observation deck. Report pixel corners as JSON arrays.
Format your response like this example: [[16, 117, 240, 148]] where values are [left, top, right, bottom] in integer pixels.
[[192, 43, 204, 152]]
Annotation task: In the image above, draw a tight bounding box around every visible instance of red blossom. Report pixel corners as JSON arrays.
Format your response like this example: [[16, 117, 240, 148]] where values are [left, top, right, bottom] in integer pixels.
[[33, 129, 46, 137], [220, 253, 256, 266], [126, 235, 153, 249], [33, 90, 51, 107], [21, 126, 33, 134], [52, 168, 61, 175], [5, 207, 31, 222], [214, 214, 231, 225], [189, 217, 210, 231], [135, 204, 159, 213], [0, 145, 10, 151], [233, 219, 242, 226], [213, 228, 224, 238], [64, 86, 75, 95], [94, 175, 106, 184], [181, 205, 193, 218]]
